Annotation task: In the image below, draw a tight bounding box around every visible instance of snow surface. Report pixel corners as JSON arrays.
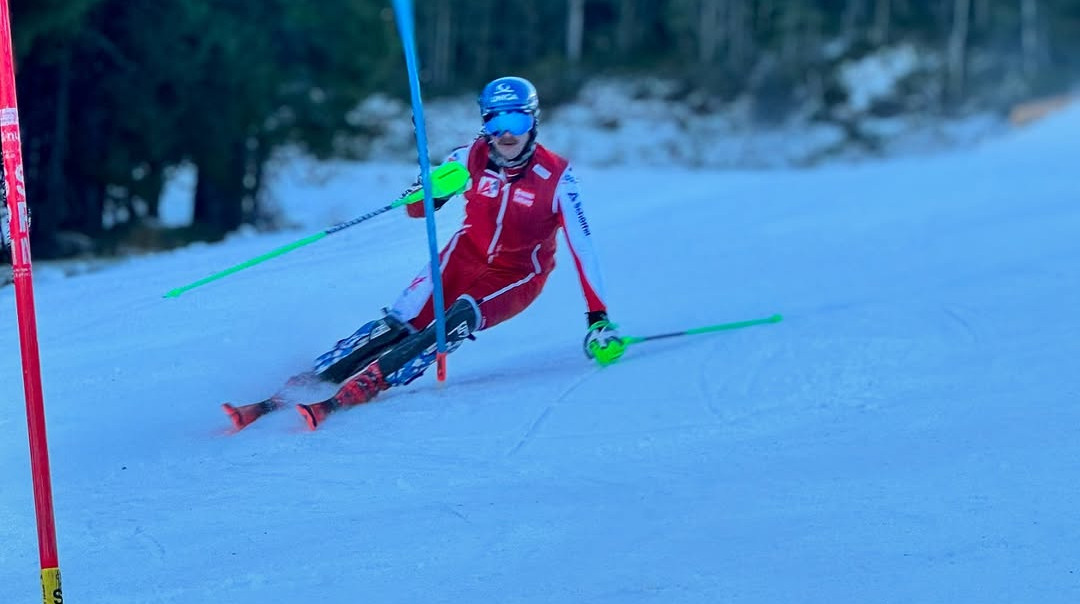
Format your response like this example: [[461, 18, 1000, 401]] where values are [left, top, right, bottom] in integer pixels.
[[3, 105, 1080, 603]]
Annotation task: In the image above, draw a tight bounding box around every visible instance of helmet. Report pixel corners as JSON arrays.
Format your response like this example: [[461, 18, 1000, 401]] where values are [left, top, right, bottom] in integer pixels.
[[477, 76, 541, 168], [477, 76, 539, 117]]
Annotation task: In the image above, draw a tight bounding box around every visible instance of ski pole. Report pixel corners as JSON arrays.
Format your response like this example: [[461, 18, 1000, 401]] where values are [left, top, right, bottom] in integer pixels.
[[624, 313, 783, 346], [590, 313, 783, 366], [163, 161, 469, 298]]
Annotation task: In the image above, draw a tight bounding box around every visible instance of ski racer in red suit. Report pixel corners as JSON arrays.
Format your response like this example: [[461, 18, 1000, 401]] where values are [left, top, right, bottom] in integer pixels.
[[224, 77, 625, 431], [396, 107, 607, 335]]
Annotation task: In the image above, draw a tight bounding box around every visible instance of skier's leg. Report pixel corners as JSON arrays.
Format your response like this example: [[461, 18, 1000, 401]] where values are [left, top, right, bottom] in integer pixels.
[[469, 270, 548, 331], [389, 232, 482, 331], [362, 267, 546, 393], [298, 266, 545, 428], [380, 295, 483, 386], [331, 295, 483, 406], [314, 236, 477, 386], [322, 258, 544, 409], [312, 311, 417, 383]]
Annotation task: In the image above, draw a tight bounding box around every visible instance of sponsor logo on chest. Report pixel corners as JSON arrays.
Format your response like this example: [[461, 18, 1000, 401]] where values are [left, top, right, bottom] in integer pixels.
[[476, 175, 500, 198]]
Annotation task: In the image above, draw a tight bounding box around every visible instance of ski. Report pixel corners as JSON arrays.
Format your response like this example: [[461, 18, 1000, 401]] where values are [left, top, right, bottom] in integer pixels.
[[233, 312, 783, 433], [296, 400, 340, 431], [222, 371, 323, 432], [222, 398, 285, 431]]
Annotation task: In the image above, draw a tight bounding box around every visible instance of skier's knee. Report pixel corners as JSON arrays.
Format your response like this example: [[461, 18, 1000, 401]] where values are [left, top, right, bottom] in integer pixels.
[[446, 295, 481, 337]]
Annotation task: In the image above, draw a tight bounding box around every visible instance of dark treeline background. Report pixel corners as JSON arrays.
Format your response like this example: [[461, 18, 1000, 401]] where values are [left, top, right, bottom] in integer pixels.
[[4, 0, 1080, 259]]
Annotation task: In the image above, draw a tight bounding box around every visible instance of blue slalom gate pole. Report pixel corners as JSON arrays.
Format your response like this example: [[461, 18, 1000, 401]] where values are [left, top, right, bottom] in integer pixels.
[[391, 0, 450, 381]]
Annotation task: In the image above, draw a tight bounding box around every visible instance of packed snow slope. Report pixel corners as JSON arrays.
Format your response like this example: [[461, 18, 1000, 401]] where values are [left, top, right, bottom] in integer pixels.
[[2, 107, 1079, 603]]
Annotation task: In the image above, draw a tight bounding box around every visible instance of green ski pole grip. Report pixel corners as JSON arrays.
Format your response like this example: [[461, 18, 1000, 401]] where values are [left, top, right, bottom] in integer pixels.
[[397, 160, 469, 205]]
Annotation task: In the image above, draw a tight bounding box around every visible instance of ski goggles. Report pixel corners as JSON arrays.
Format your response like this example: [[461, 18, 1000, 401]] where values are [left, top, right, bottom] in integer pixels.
[[482, 111, 534, 137]]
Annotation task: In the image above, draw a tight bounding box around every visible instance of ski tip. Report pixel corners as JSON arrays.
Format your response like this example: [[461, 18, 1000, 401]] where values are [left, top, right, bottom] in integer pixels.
[[296, 403, 321, 431], [223, 401, 270, 432], [297, 400, 338, 431], [222, 403, 245, 432]]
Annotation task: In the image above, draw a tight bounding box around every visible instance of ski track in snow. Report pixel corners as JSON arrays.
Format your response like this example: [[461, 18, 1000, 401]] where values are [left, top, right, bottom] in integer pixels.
[[506, 365, 599, 458]]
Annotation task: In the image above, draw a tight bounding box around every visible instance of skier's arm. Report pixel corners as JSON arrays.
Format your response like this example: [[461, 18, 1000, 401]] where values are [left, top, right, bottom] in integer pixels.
[[555, 165, 624, 364], [405, 145, 471, 218], [555, 164, 607, 314]]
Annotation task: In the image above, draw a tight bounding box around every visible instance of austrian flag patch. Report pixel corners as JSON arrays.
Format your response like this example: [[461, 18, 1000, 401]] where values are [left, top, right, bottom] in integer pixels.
[[512, 188, 535, 206]]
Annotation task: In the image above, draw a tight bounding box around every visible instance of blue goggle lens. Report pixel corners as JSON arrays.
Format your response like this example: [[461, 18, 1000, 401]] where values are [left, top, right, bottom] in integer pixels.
[[483, 111, 534, 136]]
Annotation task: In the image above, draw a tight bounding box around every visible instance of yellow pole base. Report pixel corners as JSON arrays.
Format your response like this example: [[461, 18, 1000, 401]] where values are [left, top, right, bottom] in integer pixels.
[[41, 567, 62, 604]]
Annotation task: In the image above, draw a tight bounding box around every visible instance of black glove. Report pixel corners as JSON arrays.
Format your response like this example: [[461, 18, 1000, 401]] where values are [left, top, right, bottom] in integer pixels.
[[586, 310, 609, 328]]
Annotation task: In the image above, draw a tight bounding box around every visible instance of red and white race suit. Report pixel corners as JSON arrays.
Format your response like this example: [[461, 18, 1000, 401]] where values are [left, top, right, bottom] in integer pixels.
[[392, 137, 608, 331]]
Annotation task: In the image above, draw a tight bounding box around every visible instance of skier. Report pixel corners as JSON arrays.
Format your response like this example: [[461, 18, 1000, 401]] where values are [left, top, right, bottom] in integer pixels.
[[225, 76, 624, 431]]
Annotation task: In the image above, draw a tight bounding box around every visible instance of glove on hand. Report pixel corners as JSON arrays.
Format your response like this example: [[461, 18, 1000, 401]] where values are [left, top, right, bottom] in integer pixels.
[[583, 311, 625, 366]]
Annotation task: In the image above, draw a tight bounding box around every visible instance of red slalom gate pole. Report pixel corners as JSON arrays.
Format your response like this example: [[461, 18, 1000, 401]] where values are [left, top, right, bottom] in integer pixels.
[[0, 2, 64, 602]]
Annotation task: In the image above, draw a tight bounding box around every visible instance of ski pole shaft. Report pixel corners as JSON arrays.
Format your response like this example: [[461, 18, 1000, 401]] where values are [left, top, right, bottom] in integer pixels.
[[623, 313, 782, 345], [163, 231, 329, 298], [163, 209, 392, 299], [163, 161, 468, 298]]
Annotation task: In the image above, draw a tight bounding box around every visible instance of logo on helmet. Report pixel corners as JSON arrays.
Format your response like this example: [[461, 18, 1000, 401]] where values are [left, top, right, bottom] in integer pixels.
[[490, 82, 520, 104]]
